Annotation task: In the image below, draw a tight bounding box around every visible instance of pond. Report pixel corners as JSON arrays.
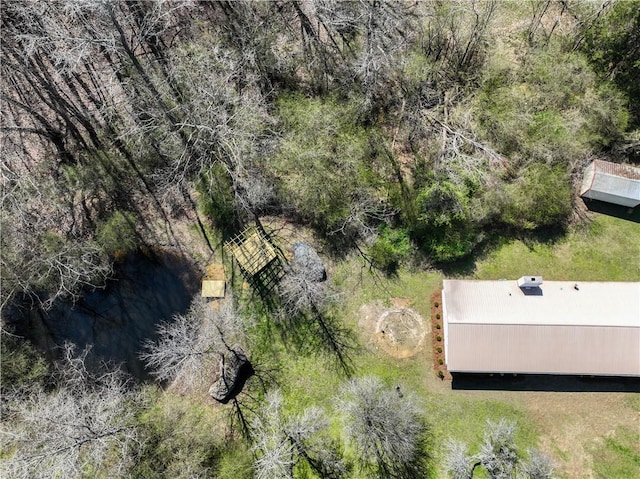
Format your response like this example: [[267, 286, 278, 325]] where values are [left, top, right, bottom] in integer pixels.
[[9, 248, 200, 380]]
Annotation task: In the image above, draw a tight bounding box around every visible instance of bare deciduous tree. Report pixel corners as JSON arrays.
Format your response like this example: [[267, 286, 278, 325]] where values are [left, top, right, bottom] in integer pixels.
[[140, 296, 248, 389], [420, 0, 498, 83], [444, 419, 556, 479], [335, 375, 427, 478], [314, 0, 418, 107], [328, 188, 394, 243], [0, 0, 202, 309], [444, 439, 475, 479], [275, 244, 355, 375], [120, 39, 278, 222], [252, 391, 297, 479], [278, 267, 330, 318], [252, 390, 344, 479], [0, 343, 138, 479], [1, 160, 113, 310], [521, 448, 556, 479], [479, 419, 519, 479]]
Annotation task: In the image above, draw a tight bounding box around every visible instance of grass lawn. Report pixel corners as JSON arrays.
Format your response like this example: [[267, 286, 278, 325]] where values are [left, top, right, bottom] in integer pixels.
[[231, 209, 639, 478], [318, 209, 637, 478], [473, 214, 640, 281], [589, 425, 640, 479], [330, 261, 543, 477]]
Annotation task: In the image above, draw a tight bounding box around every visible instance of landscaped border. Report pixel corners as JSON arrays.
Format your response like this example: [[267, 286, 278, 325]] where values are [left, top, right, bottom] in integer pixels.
[[430, 289, 451, 380]]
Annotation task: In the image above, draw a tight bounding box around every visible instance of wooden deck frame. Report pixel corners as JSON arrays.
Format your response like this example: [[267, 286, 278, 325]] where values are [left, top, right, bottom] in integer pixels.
[[225, 224, 285, 296]]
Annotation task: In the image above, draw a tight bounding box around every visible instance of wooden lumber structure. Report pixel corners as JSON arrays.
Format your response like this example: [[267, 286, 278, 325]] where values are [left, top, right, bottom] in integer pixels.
[[225, 225, 285, 295], [201, 264, 226, 298]]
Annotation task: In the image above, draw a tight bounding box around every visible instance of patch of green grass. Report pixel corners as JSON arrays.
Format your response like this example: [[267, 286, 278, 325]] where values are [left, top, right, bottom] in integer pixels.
[[473, 214, 640, 280], [590, 426, 640, 479], [280, 353, 344, 410], [551, 443, 570, 462], [315, 258, 540, 475], [625, 394, 640, 413], [334, 258, 443, 318], [423, 393, 538, 465], [215, 441, 253, 479], [245, 211, 637, 477]]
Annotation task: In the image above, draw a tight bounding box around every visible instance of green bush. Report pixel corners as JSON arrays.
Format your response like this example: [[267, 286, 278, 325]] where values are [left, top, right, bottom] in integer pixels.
[[476, 46, 630, 164], [412, 179, 480, 262], [96, 211, 139, 256], [438, 359, 444, 365], [416, 180, 469, 227], [438, 370, 445, 379], [436, 335, 442, 342], [0, 334, 48, 393], [422, 221, 479, 263], [436, 313, 440, 319], [367, 226, 412, 274], [500, 163, 572, 230], [434, 301, 439, 307], [436, 347, 442, 354], [436, 323, 441, 330], [215, 443, 253, 479], [582, 0, 640, 125], [272, 94, 387, 241], [197, 164, 236, 237]]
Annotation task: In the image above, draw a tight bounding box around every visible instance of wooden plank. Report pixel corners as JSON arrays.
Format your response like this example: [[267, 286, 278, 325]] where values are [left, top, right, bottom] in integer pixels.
[[202, 279, 225, 298]]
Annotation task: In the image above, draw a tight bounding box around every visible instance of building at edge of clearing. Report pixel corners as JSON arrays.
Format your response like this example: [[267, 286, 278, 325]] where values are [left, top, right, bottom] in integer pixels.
[[580, 159, 640, 208], [442, 278, 640, 377]]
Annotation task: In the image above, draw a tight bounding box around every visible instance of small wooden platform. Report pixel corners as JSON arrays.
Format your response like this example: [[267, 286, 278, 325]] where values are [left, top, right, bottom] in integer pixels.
[[202, 264, 226, 298]]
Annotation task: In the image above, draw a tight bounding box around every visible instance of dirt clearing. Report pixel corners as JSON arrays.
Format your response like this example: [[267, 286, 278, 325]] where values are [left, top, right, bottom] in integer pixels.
[[358, 299, 428, 359]]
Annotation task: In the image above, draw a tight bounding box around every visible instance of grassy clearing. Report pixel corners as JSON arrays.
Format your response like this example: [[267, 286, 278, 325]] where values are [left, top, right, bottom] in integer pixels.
[[315, 260, 539, 476], [215, 210, 638, 478], [473, 214, 640, 281], [312, 210, 637, 477], [423, 393, 539, 467], [456, 211, 639, 478], [582, 395, 640, 479], [590, 426, 640, 479]]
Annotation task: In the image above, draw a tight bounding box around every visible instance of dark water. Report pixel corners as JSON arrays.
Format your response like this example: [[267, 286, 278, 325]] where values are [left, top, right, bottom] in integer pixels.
[[11, 249, 199, 380]]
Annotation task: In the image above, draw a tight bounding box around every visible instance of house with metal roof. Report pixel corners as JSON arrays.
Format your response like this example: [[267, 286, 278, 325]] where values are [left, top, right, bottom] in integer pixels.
[[580, 159, 640, 208], [442, 278, 640, 376]]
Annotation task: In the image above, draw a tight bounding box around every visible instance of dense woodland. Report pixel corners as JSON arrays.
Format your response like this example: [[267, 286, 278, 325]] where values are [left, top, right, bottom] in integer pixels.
[[1, 1, 639, 478]]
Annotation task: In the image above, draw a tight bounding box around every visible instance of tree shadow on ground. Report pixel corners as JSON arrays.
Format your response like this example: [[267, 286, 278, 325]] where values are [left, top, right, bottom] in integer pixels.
[[8, 249, 199, 381], [451, 373, 640, 393], [276, 309, 358, 377], [245, 292, 357, 381]]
